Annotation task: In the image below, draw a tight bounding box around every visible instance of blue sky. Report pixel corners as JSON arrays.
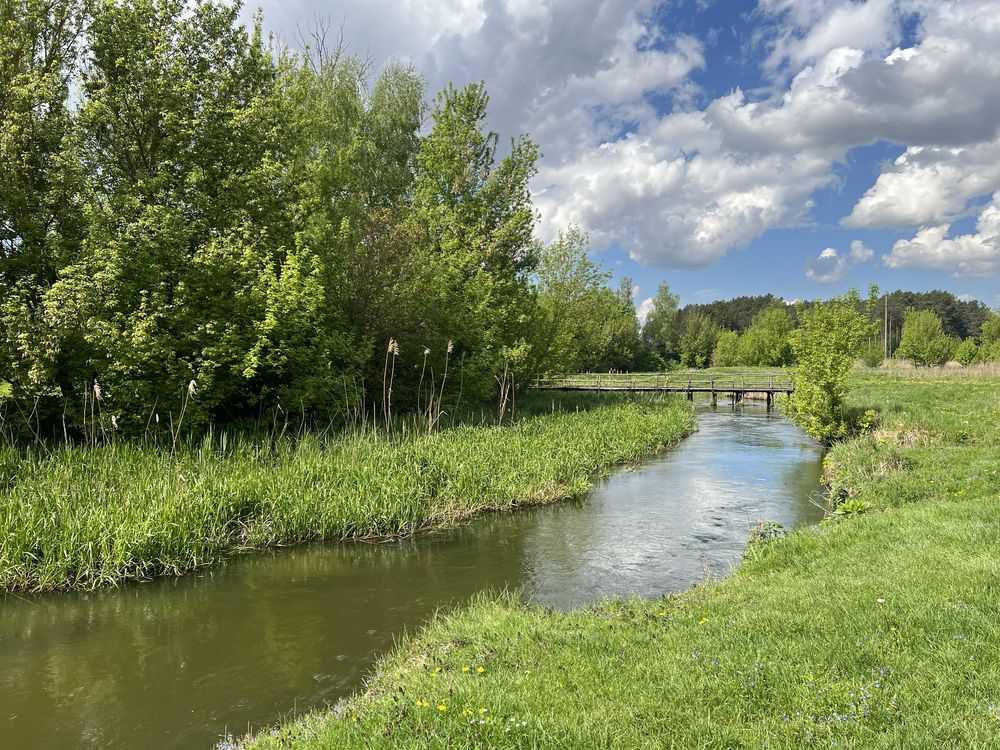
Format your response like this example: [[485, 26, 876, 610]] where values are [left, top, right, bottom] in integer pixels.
[[247, 0, 1000, 310]]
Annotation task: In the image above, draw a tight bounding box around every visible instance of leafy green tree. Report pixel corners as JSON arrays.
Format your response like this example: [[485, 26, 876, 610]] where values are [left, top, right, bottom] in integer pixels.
[[978, 312, 1000, 362], [679, 313, 719, 368], [0, 0, 87, 397], [954, 338, 978, 366], [712, 330, 741, 367], [896, 309, 957, 366], [599, 277, 641, 371], [738, 306, 794, 366], [787, 288, 877, 443], [640, 283, 680, 366], [410, 82, 540, 400], [530, 227, 611, 374]]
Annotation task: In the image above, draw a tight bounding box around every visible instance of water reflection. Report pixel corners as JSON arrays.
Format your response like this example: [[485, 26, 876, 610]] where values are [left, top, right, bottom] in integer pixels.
[[1, 404, 824, 749]]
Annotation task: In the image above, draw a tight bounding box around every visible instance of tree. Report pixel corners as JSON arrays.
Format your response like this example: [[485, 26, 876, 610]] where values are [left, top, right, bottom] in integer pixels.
[[679, 313, 719, 368], [0, 0, 87, 397], [786, 288, 877, 443], [954, 338, 978, 366], [977, 311, 1000, 363], [738, 307, 794, 366], [896, 309, 957, 366], [712, 330, 740, 367], [530, 227, 610, 374], [410, 82, 540, 401], [640, 283, 680, 366]]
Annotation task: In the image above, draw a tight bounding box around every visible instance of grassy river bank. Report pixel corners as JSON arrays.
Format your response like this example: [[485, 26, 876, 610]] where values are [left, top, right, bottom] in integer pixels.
[[239, 370, 1000, 749], [0, 394, 694, 593]]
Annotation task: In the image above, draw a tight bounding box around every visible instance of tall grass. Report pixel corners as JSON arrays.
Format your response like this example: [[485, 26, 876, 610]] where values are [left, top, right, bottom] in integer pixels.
[[0, 394, 693, 592]]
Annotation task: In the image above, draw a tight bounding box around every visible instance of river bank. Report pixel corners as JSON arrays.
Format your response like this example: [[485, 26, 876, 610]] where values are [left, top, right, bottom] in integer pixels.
[[239, 370, 1000, 749], [0, 394, 694, 593]]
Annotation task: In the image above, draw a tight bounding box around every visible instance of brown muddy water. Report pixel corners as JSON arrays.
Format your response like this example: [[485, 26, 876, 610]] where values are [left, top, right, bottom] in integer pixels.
[[1, 403, 825, 749]]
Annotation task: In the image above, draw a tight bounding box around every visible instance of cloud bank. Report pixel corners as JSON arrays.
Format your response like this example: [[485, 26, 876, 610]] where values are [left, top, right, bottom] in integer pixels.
[[248, 0, 1000, 276]]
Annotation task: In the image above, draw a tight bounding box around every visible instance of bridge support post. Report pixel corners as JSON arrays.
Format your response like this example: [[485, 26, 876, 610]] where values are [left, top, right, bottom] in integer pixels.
[[687, 389, 693, 401], [766, 392, 773, 411], [711, 391, 717, 407]]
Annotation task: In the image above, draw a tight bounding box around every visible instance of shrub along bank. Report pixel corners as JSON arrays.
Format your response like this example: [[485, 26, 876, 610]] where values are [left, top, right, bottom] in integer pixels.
[[0, 394, 693, 593], [240, 371, 1000, 749]]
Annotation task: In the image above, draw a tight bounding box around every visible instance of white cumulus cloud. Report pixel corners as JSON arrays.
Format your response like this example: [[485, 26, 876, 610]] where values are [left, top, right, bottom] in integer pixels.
[[245, 0, 1000, 276], [805, 240, 874, 283], [884, 194, 1000, 276]]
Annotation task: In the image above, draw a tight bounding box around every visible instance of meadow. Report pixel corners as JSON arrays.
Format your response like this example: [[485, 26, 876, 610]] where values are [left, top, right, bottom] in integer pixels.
[[238, 369, 1000, 749], [0, 393, 694, 593]]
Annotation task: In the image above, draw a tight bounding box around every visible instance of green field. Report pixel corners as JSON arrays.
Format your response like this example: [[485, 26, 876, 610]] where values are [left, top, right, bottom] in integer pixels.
[[0, 394, 693, 592], [239, 370, 1000, 749]]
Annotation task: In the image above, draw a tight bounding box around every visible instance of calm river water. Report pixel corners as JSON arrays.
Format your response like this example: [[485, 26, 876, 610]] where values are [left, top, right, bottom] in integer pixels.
[[1, 403, 825, 749]]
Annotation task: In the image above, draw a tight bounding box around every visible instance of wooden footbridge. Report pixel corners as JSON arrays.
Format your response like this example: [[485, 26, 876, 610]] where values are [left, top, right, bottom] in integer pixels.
[[531, 372, 795, 409]]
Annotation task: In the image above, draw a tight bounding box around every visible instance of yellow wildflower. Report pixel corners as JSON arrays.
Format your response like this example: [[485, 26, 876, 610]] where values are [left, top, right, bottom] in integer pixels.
[[437, 704, 447, 712], [416, 699, 429, 708], [462, 666, 470, 673], [476, 666, 486, 673], [698, 617, 709, 625]]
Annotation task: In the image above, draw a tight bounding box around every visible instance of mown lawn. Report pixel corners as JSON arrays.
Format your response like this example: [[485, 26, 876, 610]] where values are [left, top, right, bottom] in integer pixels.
[[239, 370, 1000, 749]]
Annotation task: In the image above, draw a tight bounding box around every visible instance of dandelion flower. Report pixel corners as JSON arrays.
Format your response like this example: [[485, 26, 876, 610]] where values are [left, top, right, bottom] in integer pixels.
[[431, 666, 442, 675], [437, 704, 447, 712], [698, 617, 710, 625], [416, 699, 429, 708], [476, 666, 485, 673], [462, 666, 470, 673]]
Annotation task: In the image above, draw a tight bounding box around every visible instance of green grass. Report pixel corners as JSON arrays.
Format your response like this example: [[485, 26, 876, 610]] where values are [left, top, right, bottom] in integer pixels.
[[239, 370, 1000, 749], [0, 393, 694, 592]]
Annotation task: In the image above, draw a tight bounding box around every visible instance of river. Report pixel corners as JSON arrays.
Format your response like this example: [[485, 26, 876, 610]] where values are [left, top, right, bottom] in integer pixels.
[[0, 403, 825, 749]]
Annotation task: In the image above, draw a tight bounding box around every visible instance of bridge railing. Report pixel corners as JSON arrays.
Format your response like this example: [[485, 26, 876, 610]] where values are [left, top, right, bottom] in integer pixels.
[[531, 372, 795, 392]]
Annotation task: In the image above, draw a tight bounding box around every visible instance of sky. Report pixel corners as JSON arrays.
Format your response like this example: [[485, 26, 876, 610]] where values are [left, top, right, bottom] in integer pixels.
[[242, 0, 1000, 313]]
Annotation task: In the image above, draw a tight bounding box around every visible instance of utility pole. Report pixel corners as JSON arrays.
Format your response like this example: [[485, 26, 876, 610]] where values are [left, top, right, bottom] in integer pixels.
[[884, 293, 889, 360]]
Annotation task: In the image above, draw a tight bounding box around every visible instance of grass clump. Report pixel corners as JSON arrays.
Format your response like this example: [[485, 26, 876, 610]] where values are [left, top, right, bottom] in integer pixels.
[[239, 371, 1000, 749], [0, 394, 693, 592]]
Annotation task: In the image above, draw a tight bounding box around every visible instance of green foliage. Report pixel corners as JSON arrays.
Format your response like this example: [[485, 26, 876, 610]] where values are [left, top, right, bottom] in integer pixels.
[[679, 293, 787, 332], [640, 282, 681, 366], [896, 309, 957, 366], [977, 313, 1000, 362], [954, 337, 979, 366], [711, 330, 741, 367], [786, 288, 877, 442], [738, 306, 794, 366], [678, 312, 719, 368], [529, 228, 637, 374], [858, 342, 885, 368]]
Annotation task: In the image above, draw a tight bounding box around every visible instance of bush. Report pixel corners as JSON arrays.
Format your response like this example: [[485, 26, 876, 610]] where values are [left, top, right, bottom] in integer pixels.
[[896, 309, 957, 366], [858, 343, 884, 368], [954, 338, 978, 365]]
